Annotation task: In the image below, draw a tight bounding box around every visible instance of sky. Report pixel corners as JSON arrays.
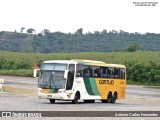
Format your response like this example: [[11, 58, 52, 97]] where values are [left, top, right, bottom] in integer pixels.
[[0, 0, 159, 34]]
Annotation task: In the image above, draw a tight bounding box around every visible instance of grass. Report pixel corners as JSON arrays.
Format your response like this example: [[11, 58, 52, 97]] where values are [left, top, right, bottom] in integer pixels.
[[0, 51, 160, 65], [0, 50, 160, 86]]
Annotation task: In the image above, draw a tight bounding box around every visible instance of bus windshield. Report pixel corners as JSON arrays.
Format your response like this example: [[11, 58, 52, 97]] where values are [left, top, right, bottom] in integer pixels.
[[38, 70, 66, 89], [38, 63, 68, 89]]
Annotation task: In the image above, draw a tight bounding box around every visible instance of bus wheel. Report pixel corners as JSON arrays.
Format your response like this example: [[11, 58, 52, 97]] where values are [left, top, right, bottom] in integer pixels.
[[72, 92, 79, 104], [106, 92, 112, 103], [84, 100, 95, 103], [102, 100, 107, 103], [111, 93, 117, 104], [49, 99, 55, 104]]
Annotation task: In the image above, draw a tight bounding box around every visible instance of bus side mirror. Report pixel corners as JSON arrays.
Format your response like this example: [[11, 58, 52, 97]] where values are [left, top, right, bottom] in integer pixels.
[[34, 69, 40, 78], [64, 70, 69, 79]]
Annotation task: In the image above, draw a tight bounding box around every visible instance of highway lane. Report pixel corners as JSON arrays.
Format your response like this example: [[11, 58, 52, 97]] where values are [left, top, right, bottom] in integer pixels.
[[0, 75, 160, 120], [0, 75, 160, 106], [0, 75, 37, 88]]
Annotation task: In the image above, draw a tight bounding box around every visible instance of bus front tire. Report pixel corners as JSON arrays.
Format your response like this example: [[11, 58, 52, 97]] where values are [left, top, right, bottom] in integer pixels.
[[72, 93, 79, 104], [49, 99, 55, 104]]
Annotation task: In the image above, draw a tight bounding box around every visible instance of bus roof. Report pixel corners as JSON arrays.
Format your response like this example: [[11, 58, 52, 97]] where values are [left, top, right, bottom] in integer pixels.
[[43, 59, 125, 68], [43, 60, 76, 64], [72, 59, 105, 64], [72, 59, 125, 68]]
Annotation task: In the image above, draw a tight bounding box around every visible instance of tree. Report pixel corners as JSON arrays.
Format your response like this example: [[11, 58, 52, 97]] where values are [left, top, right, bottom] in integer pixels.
[[27, 28, 36, 34], [20, 27, 25, 33], [114, 48, 120, 52], [75, 28, 83, 34], [41, 29, 50, 35], [101, 29, 107, 34], [127, 43, 140, 52]]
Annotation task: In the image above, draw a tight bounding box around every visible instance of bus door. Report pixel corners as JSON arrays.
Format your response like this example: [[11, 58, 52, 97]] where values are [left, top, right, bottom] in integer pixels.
[[66, 64, 75, 90]]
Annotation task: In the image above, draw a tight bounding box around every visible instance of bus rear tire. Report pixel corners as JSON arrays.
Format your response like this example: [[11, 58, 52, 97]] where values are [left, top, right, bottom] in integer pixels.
[[111, 93, 117, 103], [106, 92, 112, 103], [49, 99, 55, 104]]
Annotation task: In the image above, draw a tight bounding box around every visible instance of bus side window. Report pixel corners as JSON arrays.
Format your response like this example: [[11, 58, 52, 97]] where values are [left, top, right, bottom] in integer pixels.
[[88, 66, 93, 77], [93, 66, 101, 78], [120, 68, 125, 79], [101, 67, 107, 78], [83, 65, 89, 77], [83, 65, 93, 77], [114, 68, 120, 78], [107, 68, 113, 78], [76, 64, 83, 77]]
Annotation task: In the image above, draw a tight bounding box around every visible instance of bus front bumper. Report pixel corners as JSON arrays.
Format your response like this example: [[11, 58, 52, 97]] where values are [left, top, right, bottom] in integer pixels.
[[38, 89, 74, 100], [38, 92, 70, 100]]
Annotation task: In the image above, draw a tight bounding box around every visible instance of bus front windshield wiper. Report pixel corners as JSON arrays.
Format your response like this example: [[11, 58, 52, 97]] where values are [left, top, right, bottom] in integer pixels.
[[40, 85, 49, 89]]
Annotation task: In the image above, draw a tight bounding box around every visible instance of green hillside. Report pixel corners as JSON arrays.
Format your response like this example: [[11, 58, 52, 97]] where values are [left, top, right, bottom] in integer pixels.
[[0, 30, 160, 53]]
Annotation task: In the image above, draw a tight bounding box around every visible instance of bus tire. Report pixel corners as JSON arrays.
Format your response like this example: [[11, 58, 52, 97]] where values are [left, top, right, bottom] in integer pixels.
[[111, 92, 117, 104], [84, 100, 95, 103], [72, 92, 79, 104], [49, 99, 55, 104], [102, 100, 107, 103], [106, 92, 112, 103]]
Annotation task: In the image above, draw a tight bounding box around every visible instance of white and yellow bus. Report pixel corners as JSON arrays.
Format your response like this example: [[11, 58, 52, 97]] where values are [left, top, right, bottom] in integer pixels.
[[35, 59, 126, 104]]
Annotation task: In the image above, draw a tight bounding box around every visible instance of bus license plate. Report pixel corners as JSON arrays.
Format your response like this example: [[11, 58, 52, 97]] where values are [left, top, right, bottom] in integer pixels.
[[47, 95, 52, 98], [42, 89, 50, 93]]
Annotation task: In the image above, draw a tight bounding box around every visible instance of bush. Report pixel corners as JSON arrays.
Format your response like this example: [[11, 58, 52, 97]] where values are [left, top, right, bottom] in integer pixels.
[[0, 58, 32, 70], [124, 60, 160, 85]]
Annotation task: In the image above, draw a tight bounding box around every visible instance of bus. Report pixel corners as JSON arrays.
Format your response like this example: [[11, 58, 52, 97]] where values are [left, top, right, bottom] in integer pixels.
[[34, 59, 126, 104]]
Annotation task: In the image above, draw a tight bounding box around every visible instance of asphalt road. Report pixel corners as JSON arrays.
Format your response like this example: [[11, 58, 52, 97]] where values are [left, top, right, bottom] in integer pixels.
[[0, 75, 160, 119]]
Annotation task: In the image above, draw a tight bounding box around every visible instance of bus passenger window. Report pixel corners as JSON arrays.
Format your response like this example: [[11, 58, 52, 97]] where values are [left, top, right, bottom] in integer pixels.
[[93, 66, 101, 78], [107, 68, 113, 78], [114, 68, 120, 78], [83, 65, 90, 77], [88, 66, 93, 77], [120, 68, 125, 79], [83, 69, 88, 77], [76, 64, 83, 77], [101, 67, 107, 78]]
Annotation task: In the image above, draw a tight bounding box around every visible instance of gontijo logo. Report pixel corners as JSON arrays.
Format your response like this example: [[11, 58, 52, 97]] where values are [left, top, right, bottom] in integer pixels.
[[99, 80, 114, 85]]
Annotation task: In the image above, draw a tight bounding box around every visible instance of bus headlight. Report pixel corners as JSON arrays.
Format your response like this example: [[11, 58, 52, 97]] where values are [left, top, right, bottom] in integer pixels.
[[38, 88, 42, 92], [58, 89, 66, 93]]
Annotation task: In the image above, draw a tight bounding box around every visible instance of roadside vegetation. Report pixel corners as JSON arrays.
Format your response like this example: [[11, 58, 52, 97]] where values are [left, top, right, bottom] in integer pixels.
[[0, 51, 160, 86], [0, 30, 160, 53]]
